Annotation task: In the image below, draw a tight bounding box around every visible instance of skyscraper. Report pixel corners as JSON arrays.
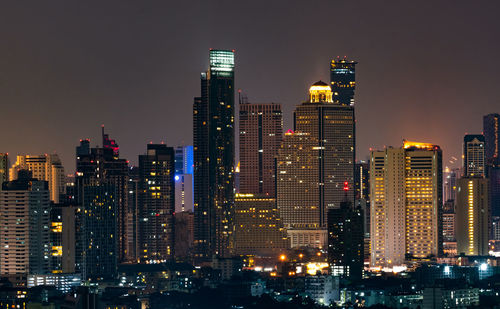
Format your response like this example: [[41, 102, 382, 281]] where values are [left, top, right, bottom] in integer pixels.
[[330, 57, 357, 106], [239, 102, 283, 196], [463, 134, 486, 177], [127, 166, 140, 262], [138, 144, 175, 262], [355, 161, 370, 261], [0, 171, 50, 275], [370, 141, 443, 268], [294, 81, 355, 208], [456, 178, 489, 256], [483, 113, 500, 165], [327, 196, 364, 281], [193, 49, 235, 260], [277, 80, 355, 249], [0, 153, 8, 185], [75, 135, 128, 276], [444, 167, 459, 203], [174, 146, 194, 213], [80, 184, 116, 279], [277, 131, 326, 248], [484, 114, 500, 220], [10, 154, 65, 203]]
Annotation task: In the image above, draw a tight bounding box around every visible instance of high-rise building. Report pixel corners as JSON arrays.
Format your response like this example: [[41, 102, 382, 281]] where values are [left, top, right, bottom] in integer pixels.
[[330, 57, 357, 106], [234, 194, 288, 257], [463, 134, 486, 177], [489, 165, 500, 218], [175, 146, 194, 175], [193, 49, 235, 260], [483, 113, 500, 165], [327, 197, 364, 281], [49, 203, 77, 274], [138, 144, 175, 262], [354, 161, 370, 260], [277, 80, 355, 249], [239, 102, 282, 196], [80, 184, 117, 279], [355, 161, 369, 202], [0, 171, 50, 275], [294, 81, 355, 208], [444, 167, 459, 203], [484, 114, 500, 221], [174, 211, 194, 260], [10, 154, 65, 203], [456, 178, 489, 256], [370, 141, 443, 268], [277, 131, 327, 248], [127, 166, 140, 262], [174, 146, 194, 213], [75, 135, 128, 276], [0, 153, 8, 185]]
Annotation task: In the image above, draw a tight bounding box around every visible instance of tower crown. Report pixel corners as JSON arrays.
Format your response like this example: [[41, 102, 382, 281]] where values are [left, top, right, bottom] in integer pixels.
[[309, 81, 333, 103]]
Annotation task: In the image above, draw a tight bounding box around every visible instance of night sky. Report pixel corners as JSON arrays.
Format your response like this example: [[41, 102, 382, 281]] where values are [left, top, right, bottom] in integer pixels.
[[1, 1, 499, 171]]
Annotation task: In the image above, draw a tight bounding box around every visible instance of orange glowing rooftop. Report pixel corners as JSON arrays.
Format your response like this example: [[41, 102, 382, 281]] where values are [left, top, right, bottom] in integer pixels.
[[403, 140, 440, 150]]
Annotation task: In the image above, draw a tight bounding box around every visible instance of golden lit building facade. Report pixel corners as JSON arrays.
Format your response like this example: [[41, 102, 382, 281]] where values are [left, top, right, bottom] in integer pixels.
[[10, 154, 65, 203], [456, 178, 489, 256], [370, 141, 443, 268], [277, 131, 326, 248], [277, 81, 354, 249], [234, 194, 288, 256]]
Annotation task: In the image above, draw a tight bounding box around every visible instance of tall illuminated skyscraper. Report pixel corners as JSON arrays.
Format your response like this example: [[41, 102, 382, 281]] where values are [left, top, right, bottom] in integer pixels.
[[330, 57, 357, 106], [10, 154, 65, 203], [463, 134, 486, 177], [277, 80, 355, 248], [370, 141, 442, 268], [456, 178, 489, 256], [138, 144, 175, 262], [239, 102, 282, 196], [193, 49, 235, 260], [294, 81, 355, 208]]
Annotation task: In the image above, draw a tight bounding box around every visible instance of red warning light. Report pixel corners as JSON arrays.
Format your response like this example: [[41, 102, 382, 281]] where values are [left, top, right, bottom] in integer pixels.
[[343, 181, 349, 191]]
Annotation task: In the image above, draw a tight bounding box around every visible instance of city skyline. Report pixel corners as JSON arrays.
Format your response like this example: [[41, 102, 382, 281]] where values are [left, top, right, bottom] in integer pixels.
[[1, 1, 499, 171]]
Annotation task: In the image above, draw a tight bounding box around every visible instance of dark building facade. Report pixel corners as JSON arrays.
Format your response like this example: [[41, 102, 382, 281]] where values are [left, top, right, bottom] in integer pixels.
[[327, 197, 364, 281], [330, 58, 357, 106], [81, 184, 117, 280], [484, 113, 500, 165], [0, 153, 8, 185], [138, 144, 175, 262], [193, 50, 235, 260], [484, 114, 500, 219], [75, 137, 128, 279], [239, 102, 282, 197]]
